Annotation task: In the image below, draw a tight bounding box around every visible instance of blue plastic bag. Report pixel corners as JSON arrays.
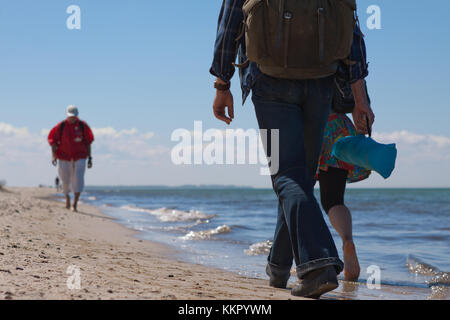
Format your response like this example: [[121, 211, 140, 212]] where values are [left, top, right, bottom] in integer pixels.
[[331, 135, 397, 179]]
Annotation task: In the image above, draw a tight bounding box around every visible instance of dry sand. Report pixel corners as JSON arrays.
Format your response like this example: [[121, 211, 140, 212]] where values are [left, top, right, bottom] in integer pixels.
[[0, 187, 308, 300]]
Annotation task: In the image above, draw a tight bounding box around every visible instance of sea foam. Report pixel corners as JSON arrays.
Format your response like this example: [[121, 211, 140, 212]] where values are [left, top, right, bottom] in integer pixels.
[[244, 240, 273, 256], [121, 205, 215, 222], [180, 225, 231, 240]]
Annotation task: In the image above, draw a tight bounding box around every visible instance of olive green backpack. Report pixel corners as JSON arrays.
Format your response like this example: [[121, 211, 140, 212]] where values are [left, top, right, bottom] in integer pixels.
[[241, 0, 357, 79]]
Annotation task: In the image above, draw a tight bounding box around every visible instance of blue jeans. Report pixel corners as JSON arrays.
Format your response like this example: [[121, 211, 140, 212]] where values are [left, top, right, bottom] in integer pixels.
[[251, 73, 344, 279]]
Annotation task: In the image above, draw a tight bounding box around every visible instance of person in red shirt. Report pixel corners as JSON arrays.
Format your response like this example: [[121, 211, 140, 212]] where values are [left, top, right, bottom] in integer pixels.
[[48, 105, 94, 212]]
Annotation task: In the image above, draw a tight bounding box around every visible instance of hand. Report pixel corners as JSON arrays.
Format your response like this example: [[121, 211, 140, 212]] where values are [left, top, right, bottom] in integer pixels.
[[352, 100, 375, 135], [87, 157, 93, 169], [213, 89, 234, 125], [51, 147, 58, 166], [351, 79, 375, 135]]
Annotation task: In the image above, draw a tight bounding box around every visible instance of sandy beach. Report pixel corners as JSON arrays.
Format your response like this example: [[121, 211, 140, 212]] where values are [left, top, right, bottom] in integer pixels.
[[0, 187, 309, 300], [1, 187, 443, 301]]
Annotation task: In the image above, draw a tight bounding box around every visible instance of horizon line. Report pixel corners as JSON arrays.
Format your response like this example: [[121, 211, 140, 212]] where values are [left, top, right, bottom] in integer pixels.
[[32, 184, 450, 190]]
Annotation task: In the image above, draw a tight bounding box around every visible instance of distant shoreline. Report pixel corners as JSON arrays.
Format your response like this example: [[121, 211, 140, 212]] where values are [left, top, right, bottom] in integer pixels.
[[20, 185, 450, 191]]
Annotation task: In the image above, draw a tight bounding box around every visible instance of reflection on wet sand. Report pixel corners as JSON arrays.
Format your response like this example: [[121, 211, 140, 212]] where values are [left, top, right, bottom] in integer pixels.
[[321, 280, 446, 300]]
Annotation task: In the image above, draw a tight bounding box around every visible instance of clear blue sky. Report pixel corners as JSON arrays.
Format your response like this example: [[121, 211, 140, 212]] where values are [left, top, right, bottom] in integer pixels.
[[1, 1, 449, 187]]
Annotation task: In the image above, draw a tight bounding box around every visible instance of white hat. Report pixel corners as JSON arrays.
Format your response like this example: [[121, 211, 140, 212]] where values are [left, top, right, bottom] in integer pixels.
[[66, 105, 79, 117]]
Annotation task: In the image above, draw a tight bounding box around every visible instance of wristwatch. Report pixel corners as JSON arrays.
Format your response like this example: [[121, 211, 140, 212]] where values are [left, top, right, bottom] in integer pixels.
[[214, 80, 230, 91]]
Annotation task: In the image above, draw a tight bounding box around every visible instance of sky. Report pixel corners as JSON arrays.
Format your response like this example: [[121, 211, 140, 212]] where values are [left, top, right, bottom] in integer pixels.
[[0, 0, 449, 188]]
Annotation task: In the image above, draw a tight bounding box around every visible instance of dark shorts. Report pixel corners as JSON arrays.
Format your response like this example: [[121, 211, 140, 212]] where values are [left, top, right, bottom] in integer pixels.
[[318, 167, 348, 214]]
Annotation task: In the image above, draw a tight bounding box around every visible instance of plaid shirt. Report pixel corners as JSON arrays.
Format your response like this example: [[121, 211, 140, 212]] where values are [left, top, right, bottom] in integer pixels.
[[210, 0, 369, 104]]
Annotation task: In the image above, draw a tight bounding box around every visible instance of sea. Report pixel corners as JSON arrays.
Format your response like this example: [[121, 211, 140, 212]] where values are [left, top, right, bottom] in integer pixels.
[[79, 187, 449, 300]]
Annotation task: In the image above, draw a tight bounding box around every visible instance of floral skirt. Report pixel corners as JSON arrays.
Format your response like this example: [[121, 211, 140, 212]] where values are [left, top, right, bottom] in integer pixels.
[[317, 113, 371, 183]]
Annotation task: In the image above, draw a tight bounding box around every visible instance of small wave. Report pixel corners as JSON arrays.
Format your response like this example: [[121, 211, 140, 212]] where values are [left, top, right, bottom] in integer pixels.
[[120, 205, 215, 222], [131, 225, 144, 232], [406, 255, 450, 292], [161, 220, 210, 232], [428, 285, 449, 300], [406, 255, 441, 277], [427, 273, 450, 300], [87, 196, 97, 201], [427, 273, 450, 287], [180, 225, 231, 240], [244, 240, 273, 256], [120, 205, 156, 214]]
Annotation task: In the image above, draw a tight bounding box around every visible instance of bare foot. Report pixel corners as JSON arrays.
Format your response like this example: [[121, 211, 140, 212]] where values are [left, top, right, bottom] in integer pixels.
[[72, 204, 78, 212], [65, 197, 71, 210], [343, 240, 360, 282]]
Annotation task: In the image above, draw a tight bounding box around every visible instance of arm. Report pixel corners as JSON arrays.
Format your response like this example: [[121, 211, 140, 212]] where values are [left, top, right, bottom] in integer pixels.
[[84, 123, 94, 168], [48, 125, 59, 165], [210, 0, 245, 124], [87, 144, 93, 169], [210, 0, 245, 83], [342, 27, 375, 134], [51, 145, 58, 162]]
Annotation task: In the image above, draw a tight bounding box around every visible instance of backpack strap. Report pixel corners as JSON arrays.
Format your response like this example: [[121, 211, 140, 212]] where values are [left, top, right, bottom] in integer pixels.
[[57, 121, 66, 145], [233, 60, 250, 69], [275, 0, 286, 48], [79, 120, 85, 140]]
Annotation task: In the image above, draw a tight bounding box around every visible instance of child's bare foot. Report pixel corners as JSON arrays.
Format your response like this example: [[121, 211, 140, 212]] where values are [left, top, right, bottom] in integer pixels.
[[65, 197, 71, 210], [343, 240, 360, 282], [72, 204, 78, 212]]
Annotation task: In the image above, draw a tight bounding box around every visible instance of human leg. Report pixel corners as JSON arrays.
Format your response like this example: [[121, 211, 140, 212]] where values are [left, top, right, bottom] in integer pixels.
[[58, 160, 72, 209], [72, 159, 86, 212], [318, 167, 360, 281], [252, 74, 343, 296]]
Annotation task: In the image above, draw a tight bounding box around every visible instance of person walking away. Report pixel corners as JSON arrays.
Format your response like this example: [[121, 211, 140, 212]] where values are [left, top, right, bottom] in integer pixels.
[[317, 60, 374, 281], [55, 176, 60, 192], [210, 0, 374, 298], [48, 105, 94, 212]]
